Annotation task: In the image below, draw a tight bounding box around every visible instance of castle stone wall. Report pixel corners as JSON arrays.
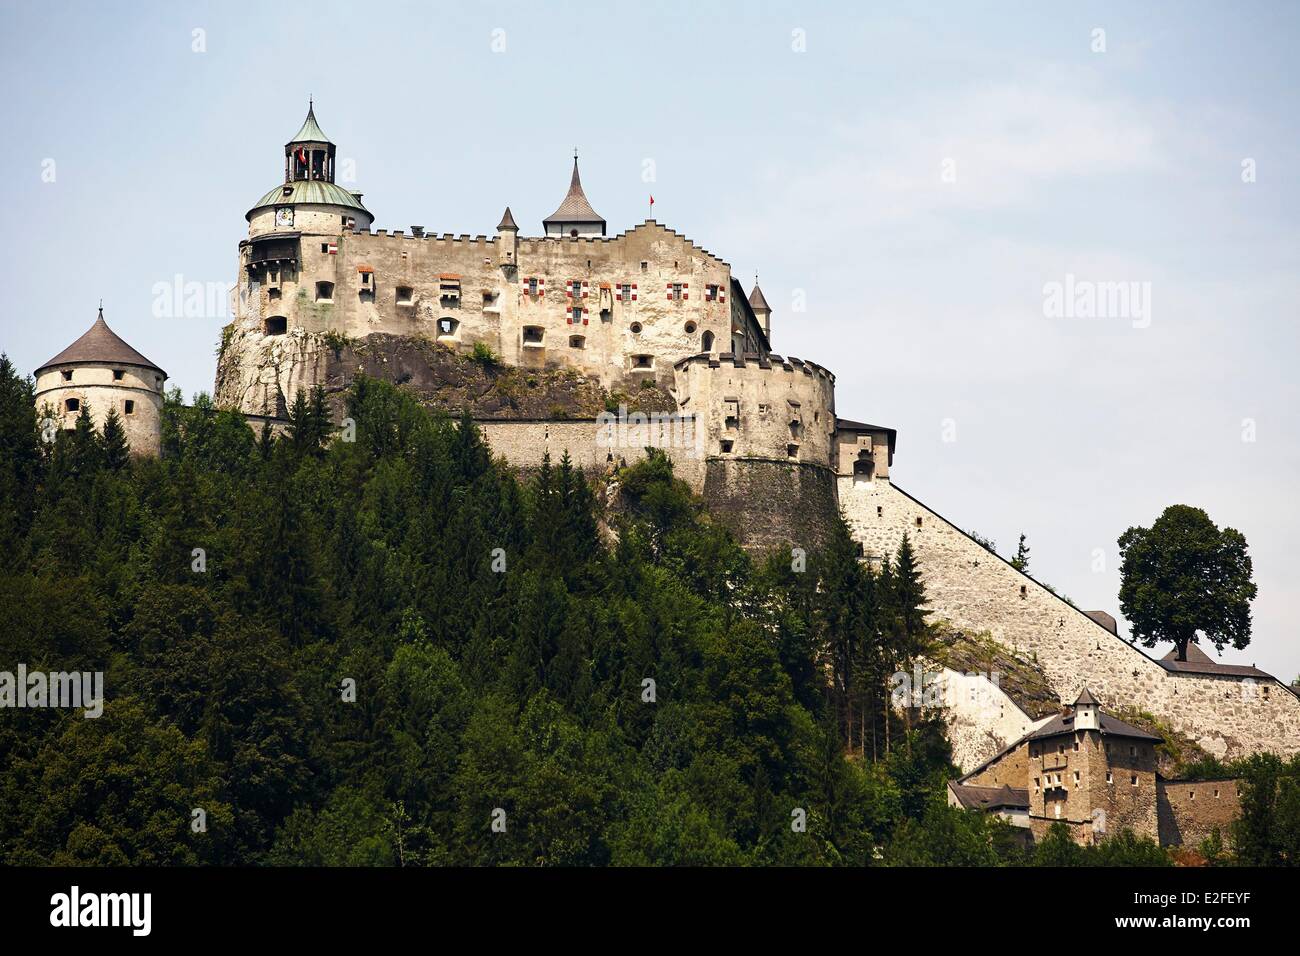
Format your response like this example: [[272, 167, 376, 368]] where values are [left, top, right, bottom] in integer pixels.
[[1157, 779, 1240, 847], [839, 476, 1300, 759], [221, 221, 739, 415]]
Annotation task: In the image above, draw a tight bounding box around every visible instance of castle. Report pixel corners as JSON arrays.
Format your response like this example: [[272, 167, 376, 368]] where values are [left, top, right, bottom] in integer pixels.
[[949, 689, 1242, 849], [35, 105, 1300, 798]]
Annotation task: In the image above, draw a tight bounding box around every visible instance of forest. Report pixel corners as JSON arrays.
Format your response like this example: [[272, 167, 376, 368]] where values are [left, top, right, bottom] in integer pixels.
[[0, 355, 1296, 867]]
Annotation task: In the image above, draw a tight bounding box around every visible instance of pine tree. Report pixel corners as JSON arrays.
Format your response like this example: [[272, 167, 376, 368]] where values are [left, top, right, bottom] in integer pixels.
[[102, 409, 130, 470], [1010, 533, 1030, 572]]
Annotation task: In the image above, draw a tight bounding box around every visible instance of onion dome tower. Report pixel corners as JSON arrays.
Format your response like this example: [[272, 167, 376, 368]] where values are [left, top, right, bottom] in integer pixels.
[[33, 306, 167, 457]]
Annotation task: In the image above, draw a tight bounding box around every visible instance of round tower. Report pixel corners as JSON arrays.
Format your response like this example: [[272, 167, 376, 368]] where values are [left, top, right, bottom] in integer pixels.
[[34, 306, 167, 457]]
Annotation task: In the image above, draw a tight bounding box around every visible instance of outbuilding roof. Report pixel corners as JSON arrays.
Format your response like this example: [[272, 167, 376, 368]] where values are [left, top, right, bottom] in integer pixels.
[[1158, 643, 1272, 679]]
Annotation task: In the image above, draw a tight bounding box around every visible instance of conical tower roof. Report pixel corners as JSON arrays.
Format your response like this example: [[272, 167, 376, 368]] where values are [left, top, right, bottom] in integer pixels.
[[36, 308, 166, 377], [543, 156, 604, 227], [497, 206, 518, 231], [748, 282, 771, 312], [1073, 687, 1099, 706], [287, 101, 331, 145]]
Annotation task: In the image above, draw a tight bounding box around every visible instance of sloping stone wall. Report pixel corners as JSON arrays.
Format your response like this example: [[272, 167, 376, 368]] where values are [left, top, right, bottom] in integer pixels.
[[838, 476, 1300, 759]]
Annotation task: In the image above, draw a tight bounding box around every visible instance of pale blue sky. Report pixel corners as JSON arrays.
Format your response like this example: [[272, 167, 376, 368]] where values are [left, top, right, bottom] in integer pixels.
[[2, 1, 1297, 679]]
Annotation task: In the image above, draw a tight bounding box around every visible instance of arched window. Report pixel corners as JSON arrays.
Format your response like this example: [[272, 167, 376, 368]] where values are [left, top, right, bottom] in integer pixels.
[[701, 330, 715, 352], [265, 316, 287, 336]]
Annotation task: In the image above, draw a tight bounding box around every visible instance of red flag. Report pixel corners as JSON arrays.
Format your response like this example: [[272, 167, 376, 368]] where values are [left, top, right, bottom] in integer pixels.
[[649, 195, 655, 206]]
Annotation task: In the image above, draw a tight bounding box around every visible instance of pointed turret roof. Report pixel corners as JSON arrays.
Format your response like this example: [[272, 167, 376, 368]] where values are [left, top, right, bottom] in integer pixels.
[[36, 308, 166, 377], [1073, 687, 1099, 706], [287, 100, 331, 145], [497, 206, 518, 231], [543, 156, 604, 227], [748, 282, 771, 312]]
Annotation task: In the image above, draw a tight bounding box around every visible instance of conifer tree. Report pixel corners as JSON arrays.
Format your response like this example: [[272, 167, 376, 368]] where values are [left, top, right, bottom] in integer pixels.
[[102, 408, 130, 470]]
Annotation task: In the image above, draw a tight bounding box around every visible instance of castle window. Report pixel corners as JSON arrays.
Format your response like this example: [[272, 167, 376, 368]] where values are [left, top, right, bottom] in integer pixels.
[[684, 321, 697, 334], [630, 322, 642, 334], [915, 516, 923, 528], [1019, 585, 1027, 599], [617, 283, 636, 302], [528, 277, 539, 296], [264, 316, 287, 336], [877, 506, 883, 517], [571, 306, 584, 324], [316, 281, 334, 302], [600, 309, 611, 322], [720, 439, 733, 453], [568, 335, 585, 349], [640, 261, 648, 272], [523, 326, 544, 346], [787, 444, 799, 459], [437, 318, 458, 339], [1106, 771, 1113, 784], [438, 275, 461, 303], [65, 398, 79, 412], [112, 369, 124, 381], [701, 330, 715, 352], [123, 400, 134, 415], [396, 286, 413, 306], [61, 370, 72, 382], [1131, 775, 1138, 786], [705, 284, 721, 302], [1190, 790, 1195, 801], [1214, 788, 1220, 798], [632, 355, 654, 370], [668, 282, 685, 301]]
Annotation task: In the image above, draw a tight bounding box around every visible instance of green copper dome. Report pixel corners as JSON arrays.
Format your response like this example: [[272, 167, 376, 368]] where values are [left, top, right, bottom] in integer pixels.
[[247, 179, 370, 219]]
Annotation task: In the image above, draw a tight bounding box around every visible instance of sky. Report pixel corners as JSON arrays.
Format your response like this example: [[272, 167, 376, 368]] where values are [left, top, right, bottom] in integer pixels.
[[1, 0, 1297, 680]]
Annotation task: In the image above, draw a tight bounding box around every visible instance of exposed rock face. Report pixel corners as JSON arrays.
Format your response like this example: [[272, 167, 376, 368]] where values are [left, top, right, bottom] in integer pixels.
[[215, 328, 676, 421]]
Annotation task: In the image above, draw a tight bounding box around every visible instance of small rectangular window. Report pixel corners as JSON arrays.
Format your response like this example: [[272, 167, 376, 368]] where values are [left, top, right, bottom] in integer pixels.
[[316, 281, 334, 302], [112, 369, 124, 381], [65, 398, 79, 412], [523, 326, 544, 346], [1131, 775, 1138, 786], [124, 400, 135, 415], [396, 286, 413, 305], [61, 370, 72, 381]]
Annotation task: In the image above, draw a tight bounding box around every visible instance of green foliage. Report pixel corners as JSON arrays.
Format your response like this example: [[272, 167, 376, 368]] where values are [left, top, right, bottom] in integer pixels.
[[1010, 532, 1030, 572], [469, 341, 499, 367], [1118, 504, 1256, 660], [0, 357, 1202, 867]]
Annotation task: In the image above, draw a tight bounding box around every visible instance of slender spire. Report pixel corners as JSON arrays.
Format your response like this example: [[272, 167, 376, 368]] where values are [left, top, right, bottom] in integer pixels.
[[543, 152, 605, 235], [497, 206, 518, 232], [288, 100, 331, 145]]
